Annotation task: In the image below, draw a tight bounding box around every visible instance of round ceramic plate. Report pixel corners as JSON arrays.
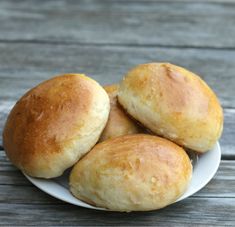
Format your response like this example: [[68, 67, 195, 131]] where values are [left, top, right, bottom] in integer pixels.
[[23, 142, 221, 210]]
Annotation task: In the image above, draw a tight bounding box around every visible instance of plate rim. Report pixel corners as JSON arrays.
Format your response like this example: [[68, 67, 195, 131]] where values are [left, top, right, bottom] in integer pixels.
[[176, 141, 221, 202], [23, 141, 221, 210]]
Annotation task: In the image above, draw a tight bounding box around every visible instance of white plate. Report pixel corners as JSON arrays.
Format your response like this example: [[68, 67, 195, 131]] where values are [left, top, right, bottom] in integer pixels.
[[23, 142, 221, 210]]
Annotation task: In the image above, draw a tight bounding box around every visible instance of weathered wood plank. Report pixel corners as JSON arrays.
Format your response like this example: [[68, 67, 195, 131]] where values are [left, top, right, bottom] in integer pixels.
[[1, 147, 235, 197], [221, 108, 235, 158], [0, 104, 234, 157], [1, 151, 234, 224], [0, 43, 234, 156], [0, 43, 234, 107], [0, 184, 63, 204], [0, 0, 233, 225], [0, 0, 235, 48], [0, 198, 234, 226]]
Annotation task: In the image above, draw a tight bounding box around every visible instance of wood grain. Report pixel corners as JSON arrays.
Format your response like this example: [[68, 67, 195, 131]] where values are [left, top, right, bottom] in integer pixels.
[[0, 0, 234, 48], [1, 148, 234, 197], [0, 0, 234, 225], [0, 198, 234, 226], [0, 42, 234, 157], [0, 148, 235, 225], [0, 43, 234, 107], [0, 103, 234, 157]]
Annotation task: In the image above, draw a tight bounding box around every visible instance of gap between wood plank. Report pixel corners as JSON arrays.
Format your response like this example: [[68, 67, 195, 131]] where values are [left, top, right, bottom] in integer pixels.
[[108, 0, 235, 3], [221, 155, 235, 160], [0, 39, 235, 51], [0, 145, 234, 160]]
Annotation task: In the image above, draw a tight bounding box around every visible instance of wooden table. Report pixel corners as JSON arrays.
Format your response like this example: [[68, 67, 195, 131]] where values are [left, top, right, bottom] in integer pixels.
[[0, 0, 235, 226]]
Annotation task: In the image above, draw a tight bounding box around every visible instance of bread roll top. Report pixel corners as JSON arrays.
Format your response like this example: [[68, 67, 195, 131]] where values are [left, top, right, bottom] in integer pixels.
[[118, 63, 223, 152], [3, 74, 110, 178], [99, 84, 142, 142], [70, 134, 192, 212]]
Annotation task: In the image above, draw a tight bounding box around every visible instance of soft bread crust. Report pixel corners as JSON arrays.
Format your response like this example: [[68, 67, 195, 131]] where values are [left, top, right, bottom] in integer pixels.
[[70, 134, 192, 212], [99, 84, 141, 142], [3, 74, 110, 178], [118, 63, 223, 153]]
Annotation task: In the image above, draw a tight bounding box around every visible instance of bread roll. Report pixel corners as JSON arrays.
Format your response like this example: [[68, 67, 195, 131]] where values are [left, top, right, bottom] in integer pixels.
[[99, 84, 141, 142], [3, 74, 110, 178], [70, 134, 192, 212], [118, 63, 223, 153]]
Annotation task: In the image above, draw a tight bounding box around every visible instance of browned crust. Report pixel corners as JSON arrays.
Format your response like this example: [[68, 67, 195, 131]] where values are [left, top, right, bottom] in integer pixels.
[[3, 74, 100, 174], [70, 134, 192, 211], [118, 63, 223, 152], [99, 84, 142, 142]]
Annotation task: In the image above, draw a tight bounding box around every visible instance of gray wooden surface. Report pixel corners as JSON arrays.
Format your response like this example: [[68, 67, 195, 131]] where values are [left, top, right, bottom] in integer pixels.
[[0, 0, 234, 226]]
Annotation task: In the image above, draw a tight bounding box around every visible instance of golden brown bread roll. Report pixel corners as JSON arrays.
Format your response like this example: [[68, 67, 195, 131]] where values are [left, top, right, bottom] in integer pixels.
[[3, 74, 110, 178], [118, 63, 223, 153], [70, 134, 192, 212], [99, 84, 142, 142]]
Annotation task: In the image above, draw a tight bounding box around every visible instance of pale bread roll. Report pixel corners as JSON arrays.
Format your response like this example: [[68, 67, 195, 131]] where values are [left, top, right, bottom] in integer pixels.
[[70, 134, 192, 212], [3, 74, 110, 178], [99, 84, 142, 142], [118, 63, 223, 152]]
